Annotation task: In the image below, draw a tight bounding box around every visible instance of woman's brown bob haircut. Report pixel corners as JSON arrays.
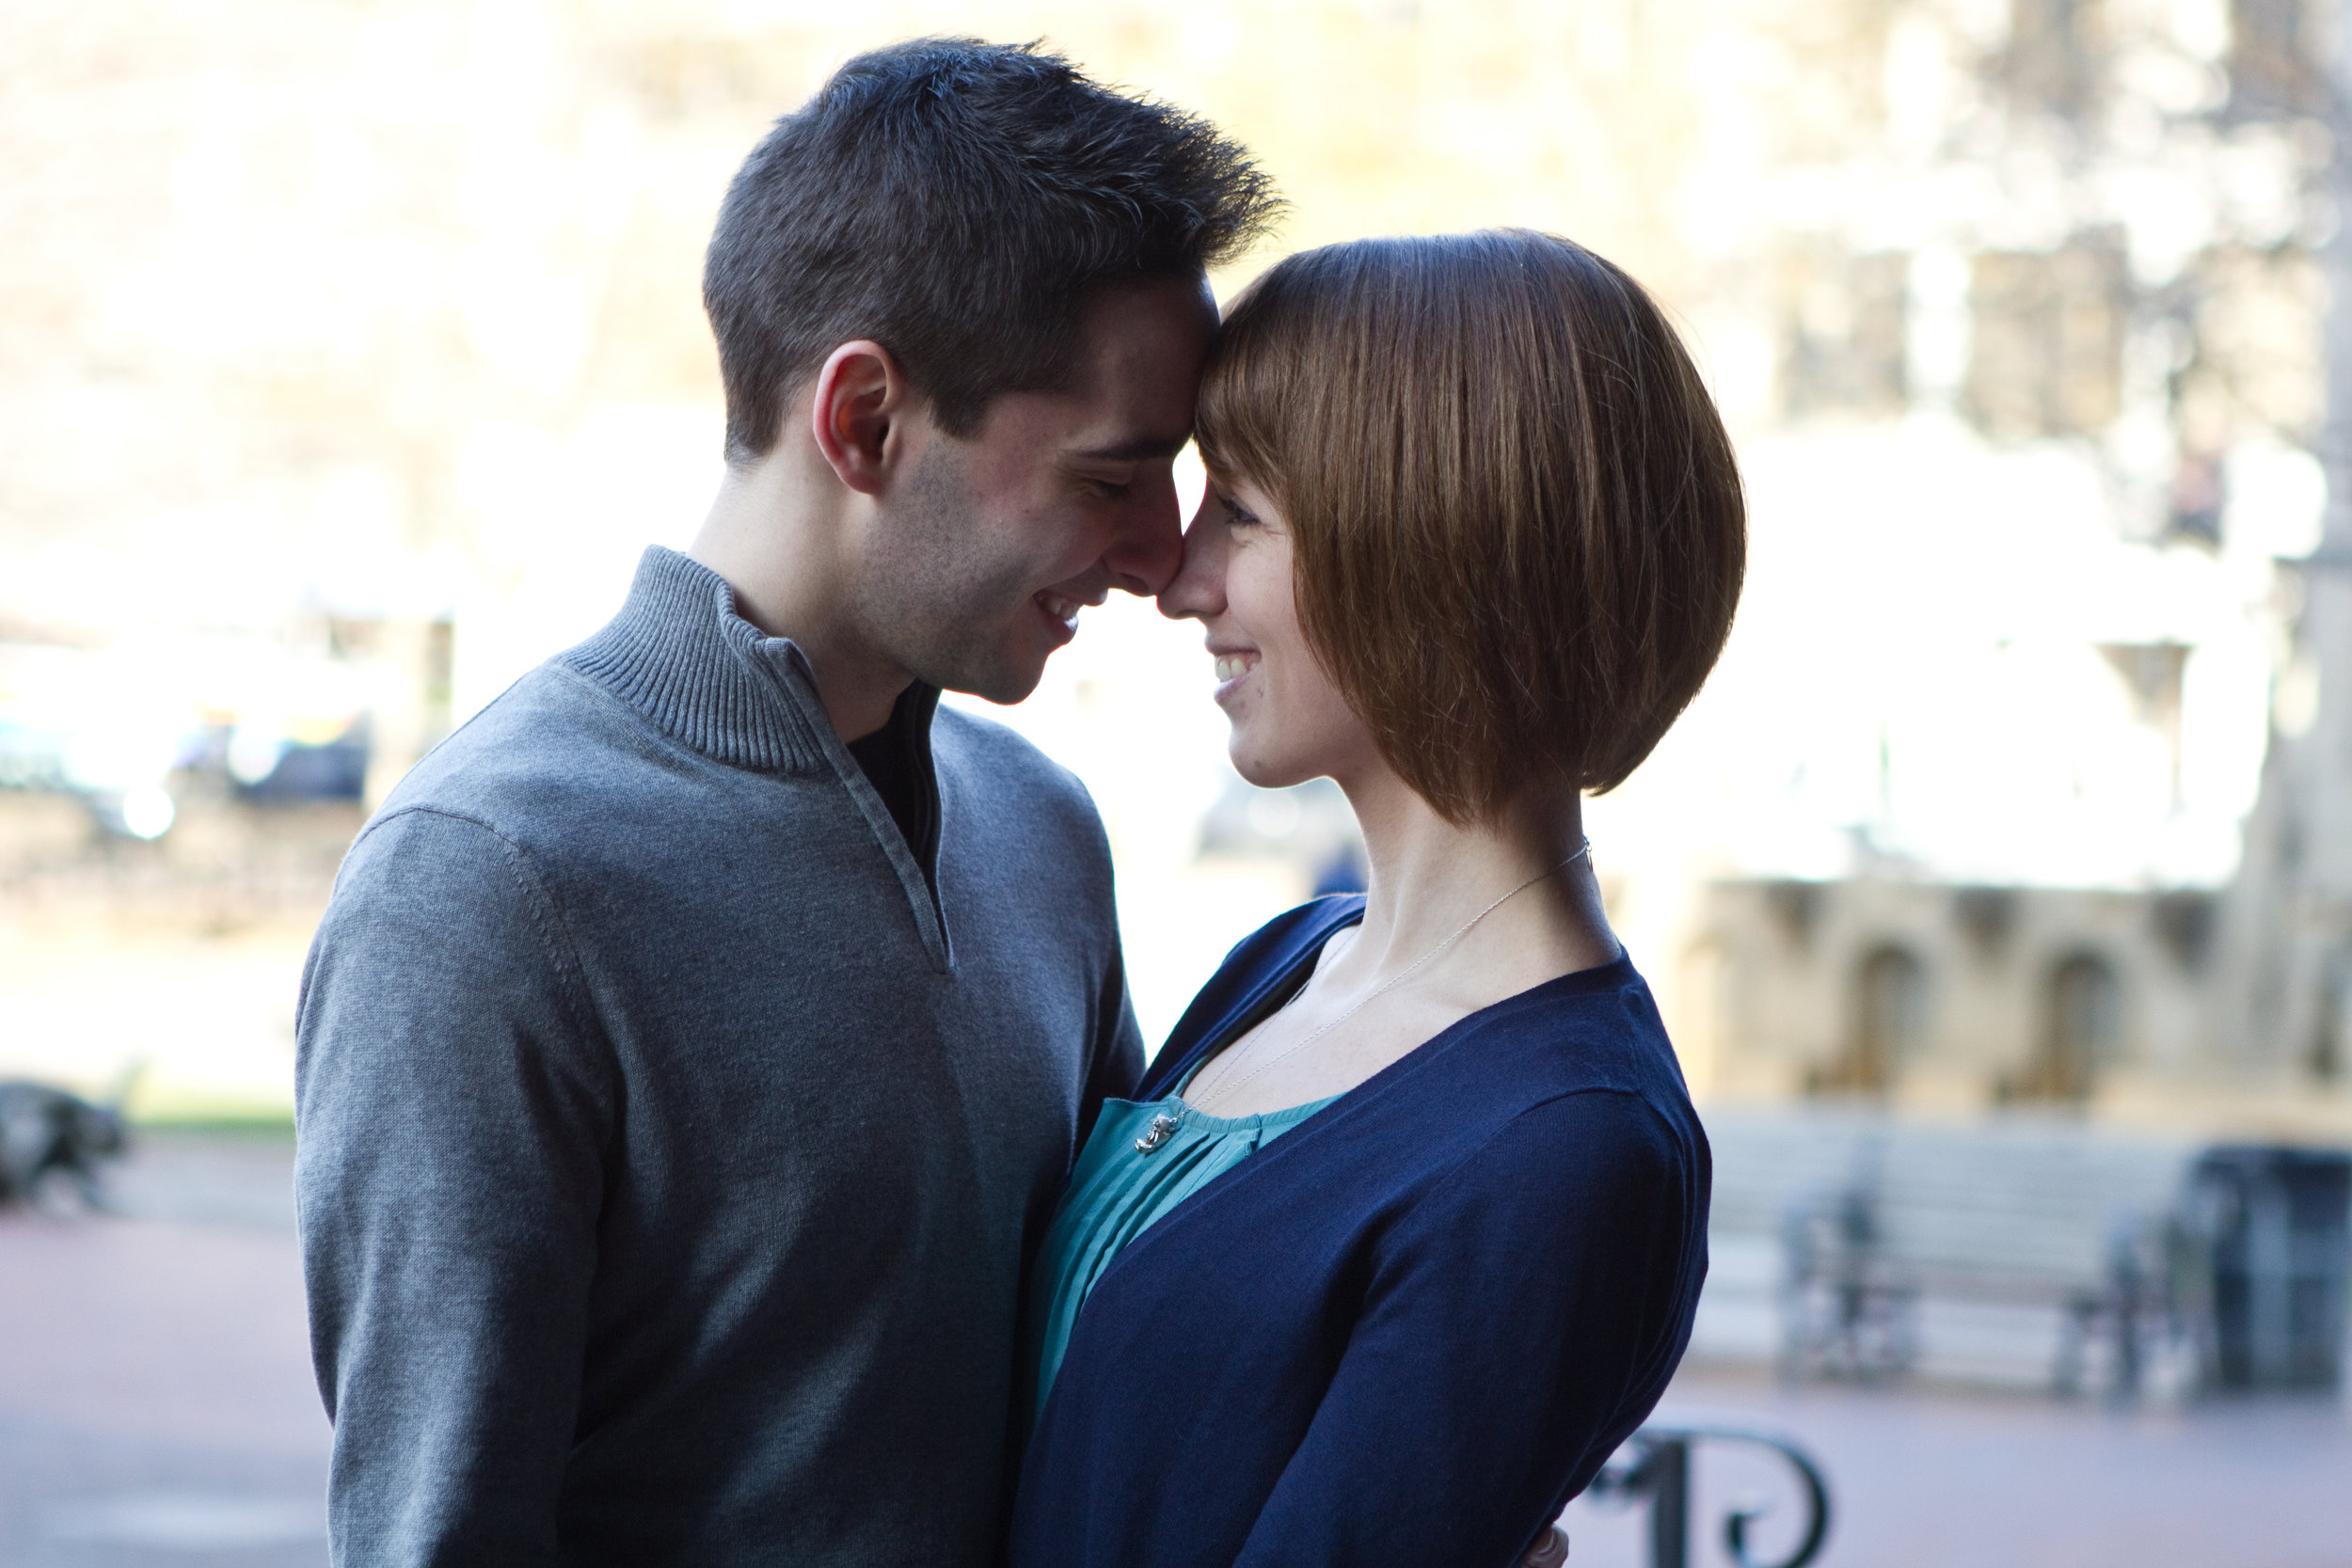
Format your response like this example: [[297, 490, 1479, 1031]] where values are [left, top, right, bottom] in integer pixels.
[[1195, 230, 1746, 824]]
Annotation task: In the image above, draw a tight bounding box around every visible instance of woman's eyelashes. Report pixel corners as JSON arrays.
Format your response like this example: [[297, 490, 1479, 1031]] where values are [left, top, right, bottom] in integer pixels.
[[1216, 492, 1260, 528]]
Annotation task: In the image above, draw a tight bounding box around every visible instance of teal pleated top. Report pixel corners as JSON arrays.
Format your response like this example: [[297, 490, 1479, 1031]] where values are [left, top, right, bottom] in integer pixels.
[[1025, 1076, 1340, 1418]]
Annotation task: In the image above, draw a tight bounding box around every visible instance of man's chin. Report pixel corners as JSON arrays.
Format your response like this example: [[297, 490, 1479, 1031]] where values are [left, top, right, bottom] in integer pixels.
[[930, 653, 1049, 708], [903, 612, 1068, 706]]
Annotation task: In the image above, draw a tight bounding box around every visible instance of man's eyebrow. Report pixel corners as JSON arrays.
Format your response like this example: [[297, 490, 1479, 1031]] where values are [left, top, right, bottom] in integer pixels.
[[1068, 433, 1192, 463]]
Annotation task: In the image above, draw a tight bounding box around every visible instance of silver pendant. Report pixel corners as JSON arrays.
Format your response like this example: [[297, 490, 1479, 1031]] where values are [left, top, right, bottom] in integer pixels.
[[1135, 1113, 1180, 1153]]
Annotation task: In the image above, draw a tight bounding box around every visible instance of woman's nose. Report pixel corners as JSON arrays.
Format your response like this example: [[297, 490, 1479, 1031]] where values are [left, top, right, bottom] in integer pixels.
[[1156, 497, 1230, 621]]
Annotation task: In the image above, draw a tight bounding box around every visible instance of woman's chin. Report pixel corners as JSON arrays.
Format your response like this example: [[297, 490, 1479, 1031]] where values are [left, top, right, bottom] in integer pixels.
[[1227, 743, 1315, 794]]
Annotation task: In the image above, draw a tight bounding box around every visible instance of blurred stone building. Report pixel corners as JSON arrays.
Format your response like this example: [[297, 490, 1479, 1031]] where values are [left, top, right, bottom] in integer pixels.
[[1679, 0, 2352, 1140]]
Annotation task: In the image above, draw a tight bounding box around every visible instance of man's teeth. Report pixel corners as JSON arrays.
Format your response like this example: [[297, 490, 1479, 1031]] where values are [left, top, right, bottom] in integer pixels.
[[1215, 654, 1255, 683], [1039, 593, 1080, 627]]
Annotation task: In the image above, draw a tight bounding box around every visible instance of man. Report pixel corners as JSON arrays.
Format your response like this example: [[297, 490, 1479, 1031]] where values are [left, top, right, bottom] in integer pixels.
[[294, 40, 1277, 1565]]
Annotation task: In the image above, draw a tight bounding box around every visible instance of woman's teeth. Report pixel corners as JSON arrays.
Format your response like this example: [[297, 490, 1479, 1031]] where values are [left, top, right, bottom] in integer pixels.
[[1038, 593, 1081, 629], [1214, 654, 1257, 683]]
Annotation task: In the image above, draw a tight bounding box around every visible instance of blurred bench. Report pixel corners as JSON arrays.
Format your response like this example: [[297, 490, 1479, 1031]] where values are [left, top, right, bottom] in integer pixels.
[[1697, 1109, 2195, 1389]]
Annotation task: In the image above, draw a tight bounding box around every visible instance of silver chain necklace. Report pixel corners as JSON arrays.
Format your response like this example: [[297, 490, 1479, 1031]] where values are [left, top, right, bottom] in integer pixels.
[[1180, 839, 1593, 1118]]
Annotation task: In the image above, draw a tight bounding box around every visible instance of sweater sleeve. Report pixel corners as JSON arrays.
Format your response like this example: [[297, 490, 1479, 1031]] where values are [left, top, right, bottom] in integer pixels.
[[1079, 932, 1145, 1149], [1231, 1091, 1700, 1568], [294, 808, 612, 1568]]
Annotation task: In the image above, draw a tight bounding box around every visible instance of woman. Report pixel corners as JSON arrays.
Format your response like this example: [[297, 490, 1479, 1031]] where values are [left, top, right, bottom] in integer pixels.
[[1009, 230, 1745, 1567]]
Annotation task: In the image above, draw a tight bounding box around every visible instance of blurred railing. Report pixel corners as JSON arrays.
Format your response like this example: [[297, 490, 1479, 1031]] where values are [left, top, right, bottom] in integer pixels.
[[1587, 1426, 1832, 1568]]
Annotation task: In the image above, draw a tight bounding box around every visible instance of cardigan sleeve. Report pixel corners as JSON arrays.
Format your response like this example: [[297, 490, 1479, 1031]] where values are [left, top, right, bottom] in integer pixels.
[[1230, 1090, 1702, 1568]]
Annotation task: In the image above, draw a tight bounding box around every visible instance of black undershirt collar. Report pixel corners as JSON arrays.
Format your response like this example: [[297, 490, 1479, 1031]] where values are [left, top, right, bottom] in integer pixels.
[[845, 684, 942, 890]]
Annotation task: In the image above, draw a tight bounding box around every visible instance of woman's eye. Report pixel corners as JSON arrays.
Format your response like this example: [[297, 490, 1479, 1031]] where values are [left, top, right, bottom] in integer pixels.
[[1217, 494, 1259, 528]]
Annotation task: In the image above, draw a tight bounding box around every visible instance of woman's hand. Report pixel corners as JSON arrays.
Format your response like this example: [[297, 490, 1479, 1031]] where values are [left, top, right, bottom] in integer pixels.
[[1519, 1526, 1568, 1566]]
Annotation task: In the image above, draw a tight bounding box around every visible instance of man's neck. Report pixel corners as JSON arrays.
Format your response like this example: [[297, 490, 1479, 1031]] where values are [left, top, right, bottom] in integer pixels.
[[688, 453, 911, 742]]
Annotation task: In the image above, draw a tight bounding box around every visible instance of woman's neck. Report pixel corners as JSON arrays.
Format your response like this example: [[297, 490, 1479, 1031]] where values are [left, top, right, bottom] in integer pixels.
[[1331, 765, 1616, 997], [1181, 761, 1621, 1117]]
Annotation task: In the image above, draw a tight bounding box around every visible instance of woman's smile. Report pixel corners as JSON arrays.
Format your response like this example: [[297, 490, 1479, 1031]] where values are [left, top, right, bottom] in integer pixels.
[[1160, 473, 1364, 787], [1210, 648, 1260, 699]]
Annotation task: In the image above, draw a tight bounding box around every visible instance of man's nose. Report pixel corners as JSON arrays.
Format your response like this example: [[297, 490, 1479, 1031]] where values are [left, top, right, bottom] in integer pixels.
[[1155, 499, 1228, 622], [1102, 470, 1185, 596]]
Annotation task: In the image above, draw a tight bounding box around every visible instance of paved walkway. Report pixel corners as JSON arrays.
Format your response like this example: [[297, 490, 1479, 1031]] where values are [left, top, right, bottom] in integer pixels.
[[1561, 1368, 2349, 1568], [1, 1133, 2344, 1565], [0, 1147, 326, 1565]]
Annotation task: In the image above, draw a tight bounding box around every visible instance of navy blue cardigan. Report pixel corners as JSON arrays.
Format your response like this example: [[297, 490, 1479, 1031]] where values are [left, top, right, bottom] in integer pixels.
[[1008, 896, 1709, 1568]]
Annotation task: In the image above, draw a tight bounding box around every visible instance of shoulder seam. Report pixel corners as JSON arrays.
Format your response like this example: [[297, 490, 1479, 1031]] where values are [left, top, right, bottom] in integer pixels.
[[353, 806, 607, 1054]]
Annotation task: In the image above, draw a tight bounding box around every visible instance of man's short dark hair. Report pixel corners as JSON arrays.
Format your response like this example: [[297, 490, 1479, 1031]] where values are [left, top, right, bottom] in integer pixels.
[[704, 39, 1279, 459]]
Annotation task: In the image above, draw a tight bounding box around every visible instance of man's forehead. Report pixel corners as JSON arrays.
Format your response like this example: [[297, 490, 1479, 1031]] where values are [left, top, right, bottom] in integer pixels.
[[964, 381, 1193, 465], [956, 277, 1212, 455], [1053, 279, 1217, 448]]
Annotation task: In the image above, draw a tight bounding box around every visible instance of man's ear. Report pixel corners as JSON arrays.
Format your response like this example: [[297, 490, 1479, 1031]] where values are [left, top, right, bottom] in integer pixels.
[[808, 341, 912, 497]]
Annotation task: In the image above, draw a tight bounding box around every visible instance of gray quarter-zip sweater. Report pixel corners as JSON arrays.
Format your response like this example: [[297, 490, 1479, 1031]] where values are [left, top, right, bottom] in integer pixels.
[[294, 546, 1141, 1566]]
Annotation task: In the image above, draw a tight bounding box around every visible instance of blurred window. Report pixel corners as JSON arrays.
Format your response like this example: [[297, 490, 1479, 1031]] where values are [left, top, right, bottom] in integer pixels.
[[1964, 232, 2126, 442], [2179, 246, 2326, 440], [2228, 0, 2325, 119], [2312, 951, 2348, 1083], [1994, 0, 2102, 119], [1821, 945, 1925, 1095], [2022, 953, 2121, 1101]]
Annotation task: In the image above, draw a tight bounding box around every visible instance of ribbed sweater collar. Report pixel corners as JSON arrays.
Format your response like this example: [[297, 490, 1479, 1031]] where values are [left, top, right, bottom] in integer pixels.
[[562, 546, 831, 775]]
